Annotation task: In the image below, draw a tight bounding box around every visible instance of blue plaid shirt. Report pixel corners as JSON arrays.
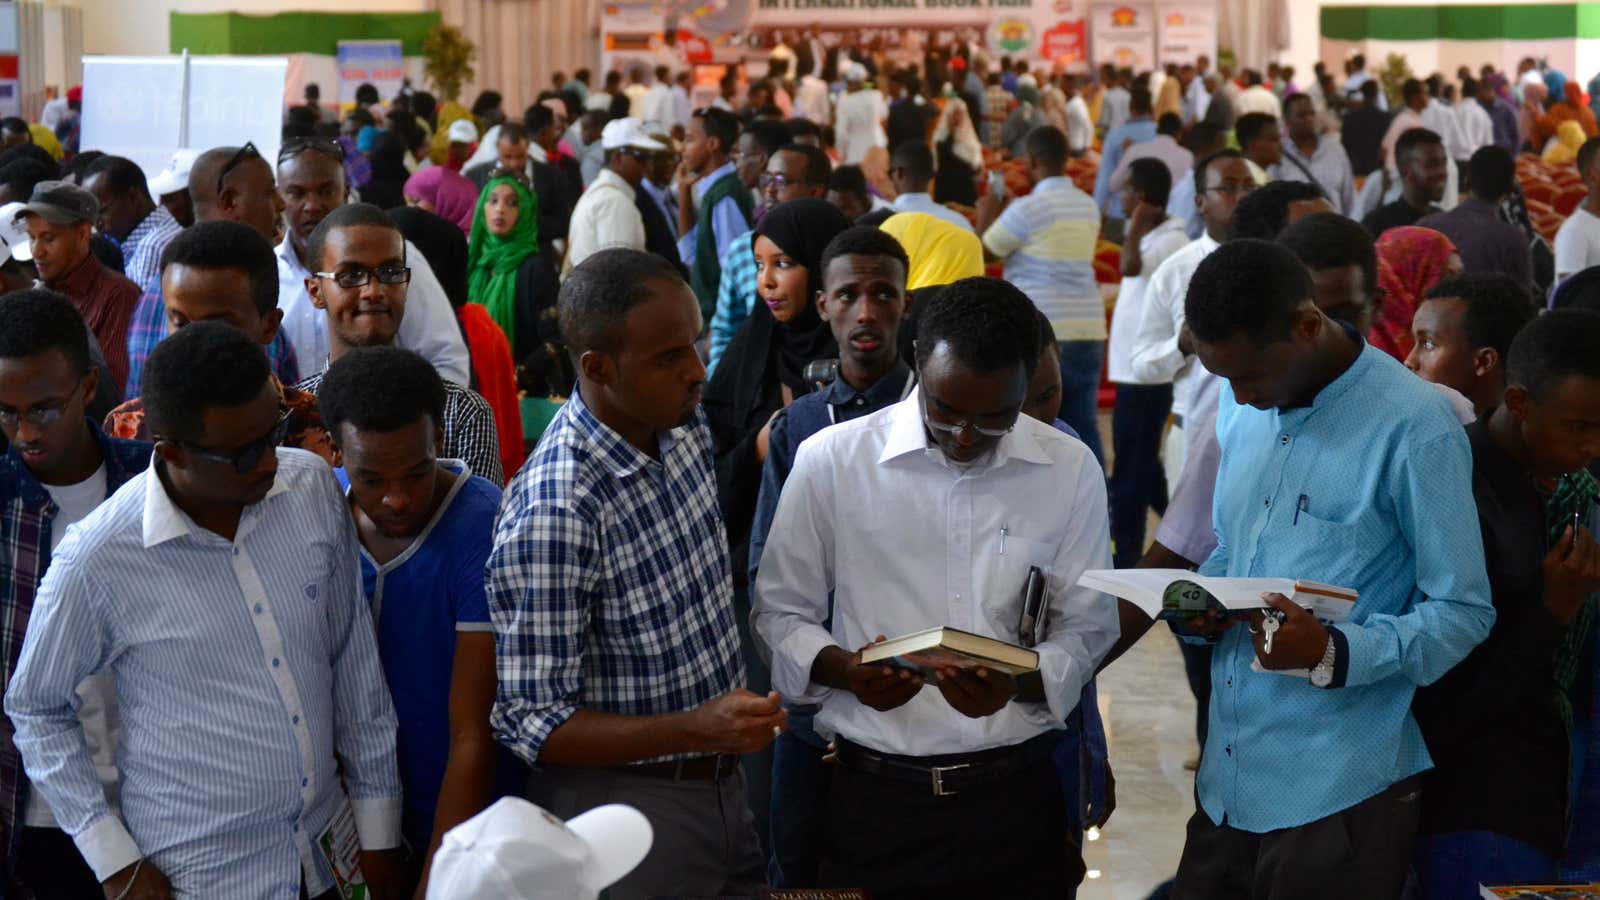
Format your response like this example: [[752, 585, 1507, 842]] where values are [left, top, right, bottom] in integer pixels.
[[116, 206, 182, 295], [486, 388, 745, 766], [123, 285, 300, 400], [707, 237, 758, 376]]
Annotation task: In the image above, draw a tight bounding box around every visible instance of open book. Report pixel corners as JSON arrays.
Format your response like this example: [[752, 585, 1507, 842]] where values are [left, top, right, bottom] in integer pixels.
[[859, 627, 1039, 678], [1480, 885, 1600, 899], [1076, 569, 1357, 624]]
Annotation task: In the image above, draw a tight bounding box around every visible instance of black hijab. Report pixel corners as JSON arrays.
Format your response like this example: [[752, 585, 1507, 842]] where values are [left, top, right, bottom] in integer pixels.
[[749, 198, 851, 391], [387, 205, 468, 308]]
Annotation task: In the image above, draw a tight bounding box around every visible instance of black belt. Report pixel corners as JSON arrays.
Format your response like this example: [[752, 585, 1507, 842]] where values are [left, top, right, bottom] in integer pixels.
[[625, 754, 740, 782], [833, 734, 1057, 797]]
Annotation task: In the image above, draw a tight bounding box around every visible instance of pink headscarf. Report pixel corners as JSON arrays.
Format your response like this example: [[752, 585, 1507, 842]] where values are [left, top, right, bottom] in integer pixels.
[[402, 166, 479, 235], [1372, 226, 1457, 360]]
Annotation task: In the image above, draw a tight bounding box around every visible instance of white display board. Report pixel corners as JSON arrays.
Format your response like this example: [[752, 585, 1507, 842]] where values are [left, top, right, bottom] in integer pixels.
[[1156, 3, 1217, 66], [80, 54, 286, 185], [1091, 3, 1158, 72]]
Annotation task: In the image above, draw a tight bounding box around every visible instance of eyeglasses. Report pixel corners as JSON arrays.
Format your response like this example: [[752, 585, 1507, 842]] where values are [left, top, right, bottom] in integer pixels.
[[174, 409, 290, 475], [759, 172, 812, 191], [617, 147, 655, 162], [1204, 180, 1257, 197], [313, 266, 412, 290], [279, 136, 346, 164], [919, 393, 1016, 439], [216, 142, 261, 195], [0, 398, 72, 431]]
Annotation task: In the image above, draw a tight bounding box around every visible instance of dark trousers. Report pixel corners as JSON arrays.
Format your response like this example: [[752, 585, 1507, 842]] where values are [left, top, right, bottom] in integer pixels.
[[1057, 341, 1106, 469], [767, 730, 831, 887], [15, 827, 100, 900], [1109, 382, 1172, 567], [1177, 636, 1212, 748], [819, 739, 1081, 900], [1412, 830, 1557, 900], [732, 582, 773, 856], [1172, 776, 1421, 900]]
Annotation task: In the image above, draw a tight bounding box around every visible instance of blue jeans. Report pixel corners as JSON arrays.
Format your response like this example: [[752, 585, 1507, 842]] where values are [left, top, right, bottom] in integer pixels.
[[1057, 341, 1106, 468], [1109, 382, 1171, 567], [767, 726, 831, 887], [1413, 831, 1557, 899]]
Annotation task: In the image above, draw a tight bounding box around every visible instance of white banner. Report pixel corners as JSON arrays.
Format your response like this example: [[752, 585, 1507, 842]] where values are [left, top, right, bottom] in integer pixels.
[[1091, 3, 1157, 71], [1156, 3, 1216, 66]]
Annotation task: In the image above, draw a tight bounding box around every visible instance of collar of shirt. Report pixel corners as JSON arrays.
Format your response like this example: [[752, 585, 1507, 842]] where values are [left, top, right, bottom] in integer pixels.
[[48, 251, 104, 297], [276, 237, 309, 278], [823, 361, 912, 413], [877, 388, 1054, 470], [1142, 215, 1190, 248], [1032, 175, 1075, 193], [0, 420, 146, 507], [589, 167, 633, 197], [1274, 322, 1368, 427], [694, 161, 737, 202], [141, 461, 289, 548], [566, 386, 683, 478]]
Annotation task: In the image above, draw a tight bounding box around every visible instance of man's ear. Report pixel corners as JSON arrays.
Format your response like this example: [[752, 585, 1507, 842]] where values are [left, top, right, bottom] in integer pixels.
[[306, 276, 325, 311], [153, 440, 182, 468], [260, 308, 285, 345], [1503, 384, 1531, 422], [578, 348, 614, 387], [1473, 346, 1500, 379]]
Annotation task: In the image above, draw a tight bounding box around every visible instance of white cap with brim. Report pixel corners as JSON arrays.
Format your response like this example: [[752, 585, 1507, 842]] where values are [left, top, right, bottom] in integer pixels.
[[600, 117, 668, 152], [446, 118, 479, 144], [147, 148, 201, 199], [425, 799, 653, 900], [0, 201, 32, 263], [845, 62, 869, 83]]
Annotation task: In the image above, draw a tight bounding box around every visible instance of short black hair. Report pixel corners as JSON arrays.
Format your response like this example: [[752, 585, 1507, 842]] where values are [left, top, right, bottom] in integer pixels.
[[497, 121, 529, 145], [693, 106, 742, 155], [1402, 78, 1426, 101], [1129, 87, 1153, 115], [1185, 238, 1314, 345], [1126, 157, 1172, 207], [0, 158, 53, 201], [159, 221, 279, 316], [0, 289, 91, 373], [1278, 212, 1378, 300], [785, 118, 822, 140], [891, 140, 935, 183], [1425, 273, 1534, 362], [1185, 121, 1228, 157], [61, 150, 105, 184], [1467, 145, 1515, 200], [470, 90, 504, 117], [777, 143, 831, 186], [1230, 180, 1327, 241], [517, 340, 576, 398], [1395, 128, 1443, 166], [1235, 112, 1277, 148], [524, 102, 556, 134], [317, 346, 446, 440], [819, 225, 910, 283], [1506, 308, 1600, 399], [1283, 92, 1314, 116], [82, 155, 152, 202], [559, 248, 688, 355], [1579, 137, 1600, 173], [744, 118, 791, 157], [828, 164, 869, 198], [355, 83, 380, 106], [305, 203, 403, 274], [0, 117, 27, 138], [142, 321, 272, 441], [914, 277, 1041, 380], [1360, 80, 1380, 101], [1157, 112, 1183, 136], [1024, 125, 1069, 170], [1194, 148, 1243, 196]]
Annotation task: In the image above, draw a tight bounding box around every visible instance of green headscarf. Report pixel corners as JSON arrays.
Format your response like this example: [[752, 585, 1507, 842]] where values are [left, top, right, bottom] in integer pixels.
[[467, 175, 539, 344]]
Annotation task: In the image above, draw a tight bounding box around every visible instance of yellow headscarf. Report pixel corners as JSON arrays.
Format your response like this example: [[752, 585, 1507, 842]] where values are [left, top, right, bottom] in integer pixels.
[[429, 100, 475, 165], [27, 123, 61, 161], [879, 212, 985, 291], [1544, 119, 1588, 165]]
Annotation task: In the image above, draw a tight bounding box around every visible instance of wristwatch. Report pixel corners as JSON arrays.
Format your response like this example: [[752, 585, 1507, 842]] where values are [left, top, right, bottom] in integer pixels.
[[1310, 635, 1339, 688]]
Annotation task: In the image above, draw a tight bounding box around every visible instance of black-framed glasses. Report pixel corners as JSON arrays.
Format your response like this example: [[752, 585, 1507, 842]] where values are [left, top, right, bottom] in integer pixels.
[[216, 142, 260, 195], [759, 172, 814, 191], [1204, 179, 1257, 197], [174, 409, 290, 475], [278, 136, 346, 164], [0, 397, 73, 431], [313, 266, 412, 290]]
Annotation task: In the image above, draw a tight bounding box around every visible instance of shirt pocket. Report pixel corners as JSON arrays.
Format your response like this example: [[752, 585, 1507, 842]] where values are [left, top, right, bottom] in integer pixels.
[[980, 533, 1058, 642], [1279, 506, 1394, 620]]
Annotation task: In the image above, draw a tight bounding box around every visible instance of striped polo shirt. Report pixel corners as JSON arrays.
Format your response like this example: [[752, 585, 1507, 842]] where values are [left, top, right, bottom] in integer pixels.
[[982, 176, 1104, 341]]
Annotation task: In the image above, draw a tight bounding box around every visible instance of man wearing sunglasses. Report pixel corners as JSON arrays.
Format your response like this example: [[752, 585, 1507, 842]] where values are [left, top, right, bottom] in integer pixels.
[[753, 278, 1117, 899], [7, 322, 405, 900], [564, 118, 663, 276], [0, 290, 151, 900], [276, 139, 470, 388]]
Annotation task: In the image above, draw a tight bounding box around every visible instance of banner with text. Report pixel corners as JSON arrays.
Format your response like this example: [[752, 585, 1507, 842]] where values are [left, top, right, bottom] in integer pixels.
[[1090, 3, 1156, 71], [336, 40, 403, 106], [1156, 3, 1216, 66]]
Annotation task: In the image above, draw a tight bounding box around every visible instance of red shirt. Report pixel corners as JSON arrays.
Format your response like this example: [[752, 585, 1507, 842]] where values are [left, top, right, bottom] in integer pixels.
[[48, 254, 139, 395], [458, 303, 525, 478]]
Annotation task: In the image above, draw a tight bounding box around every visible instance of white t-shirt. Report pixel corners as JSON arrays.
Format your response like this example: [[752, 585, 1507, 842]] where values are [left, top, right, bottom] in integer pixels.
[[24, 464, 122, 828], [1554, 206, 1600, 287], [1108, 217, 1191, 384]]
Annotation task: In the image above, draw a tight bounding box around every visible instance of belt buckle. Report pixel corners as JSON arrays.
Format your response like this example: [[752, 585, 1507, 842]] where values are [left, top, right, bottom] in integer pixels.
[[930, 762, 970, 797]]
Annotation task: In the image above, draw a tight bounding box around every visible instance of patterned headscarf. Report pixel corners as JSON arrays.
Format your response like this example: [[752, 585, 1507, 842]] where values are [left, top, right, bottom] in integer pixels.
[[1371, 226, 1457, 360]]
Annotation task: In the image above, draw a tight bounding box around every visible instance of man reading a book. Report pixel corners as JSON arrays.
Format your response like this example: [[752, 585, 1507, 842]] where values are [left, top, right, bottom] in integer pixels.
[[1167, 239, 1494, 900], [753, 277, 1117, 899], [1411, 309, 1600, 898]]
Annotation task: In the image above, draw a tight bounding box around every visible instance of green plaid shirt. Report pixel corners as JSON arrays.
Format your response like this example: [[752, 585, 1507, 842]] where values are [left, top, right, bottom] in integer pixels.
[[1545, 468, 1599, 738]]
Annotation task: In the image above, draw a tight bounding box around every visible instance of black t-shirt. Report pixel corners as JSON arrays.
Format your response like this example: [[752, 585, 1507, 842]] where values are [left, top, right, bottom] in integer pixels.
[[1362, 198, 1441, 237]]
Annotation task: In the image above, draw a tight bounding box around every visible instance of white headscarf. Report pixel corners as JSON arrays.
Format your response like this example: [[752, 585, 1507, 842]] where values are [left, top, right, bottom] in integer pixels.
[[933, 97, 983, 170]]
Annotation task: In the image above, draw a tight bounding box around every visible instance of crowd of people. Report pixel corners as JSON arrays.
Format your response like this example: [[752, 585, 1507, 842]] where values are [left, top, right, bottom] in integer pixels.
[[1, 35, 1600, 900]]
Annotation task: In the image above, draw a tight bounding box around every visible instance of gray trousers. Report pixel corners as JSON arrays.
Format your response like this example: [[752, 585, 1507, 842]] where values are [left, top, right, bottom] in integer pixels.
[[526, 765, 766, 900]]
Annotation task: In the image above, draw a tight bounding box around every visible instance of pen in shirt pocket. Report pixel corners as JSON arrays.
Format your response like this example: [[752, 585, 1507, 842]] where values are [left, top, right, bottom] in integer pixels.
[[1000, 524, 1008, 555], [1294, 494, 1309, 525]]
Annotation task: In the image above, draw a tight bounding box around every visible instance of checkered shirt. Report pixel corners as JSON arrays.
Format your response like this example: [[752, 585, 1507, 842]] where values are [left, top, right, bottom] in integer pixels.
[[119, 206, 182, 295]]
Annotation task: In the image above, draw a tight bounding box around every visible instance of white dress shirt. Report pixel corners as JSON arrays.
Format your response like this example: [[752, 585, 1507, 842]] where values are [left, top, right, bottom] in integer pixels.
[[1128, 233, 1220, 418], [835, 89, 888, 165], [565, 168, 648, 277], [641, 84, 675, 131], [1108, 217, 1191, 384], [1456, 99, 1496, 155], [5, 449, 400, 895], [1065, 96, 1094, 153], [275, 237, 470, 386], [891, 192, 975, 232], [752, 392, 1118, 757]]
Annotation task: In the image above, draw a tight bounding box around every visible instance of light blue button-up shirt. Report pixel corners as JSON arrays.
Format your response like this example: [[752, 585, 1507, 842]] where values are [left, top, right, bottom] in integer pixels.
[[1196, 341, 1494, 833], [1093, 118, 1158, 218], [676, 161, 751, 269], [5, 449, 401, 896]]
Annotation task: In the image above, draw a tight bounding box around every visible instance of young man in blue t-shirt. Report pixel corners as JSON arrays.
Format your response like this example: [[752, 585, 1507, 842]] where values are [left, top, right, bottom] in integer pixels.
[[317, 345, 503, 895]]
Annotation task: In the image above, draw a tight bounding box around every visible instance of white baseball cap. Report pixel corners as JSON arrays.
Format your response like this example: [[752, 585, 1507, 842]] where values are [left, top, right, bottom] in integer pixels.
[[600, 118, 668, 152], [425, 799, 652, 900], [0, 201, 31, 262], [146, 148, 201, 199], [446, 118, 479, 144]]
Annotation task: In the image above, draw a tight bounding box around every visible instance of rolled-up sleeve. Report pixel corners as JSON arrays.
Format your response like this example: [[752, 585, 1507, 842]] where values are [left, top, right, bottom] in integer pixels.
[[752, 439, 840, 705]]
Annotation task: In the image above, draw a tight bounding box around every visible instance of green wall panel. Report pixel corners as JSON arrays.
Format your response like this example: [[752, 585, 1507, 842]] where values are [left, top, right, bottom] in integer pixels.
[[1321, 4, 1600, 40], [169, 12, 442, 56]]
